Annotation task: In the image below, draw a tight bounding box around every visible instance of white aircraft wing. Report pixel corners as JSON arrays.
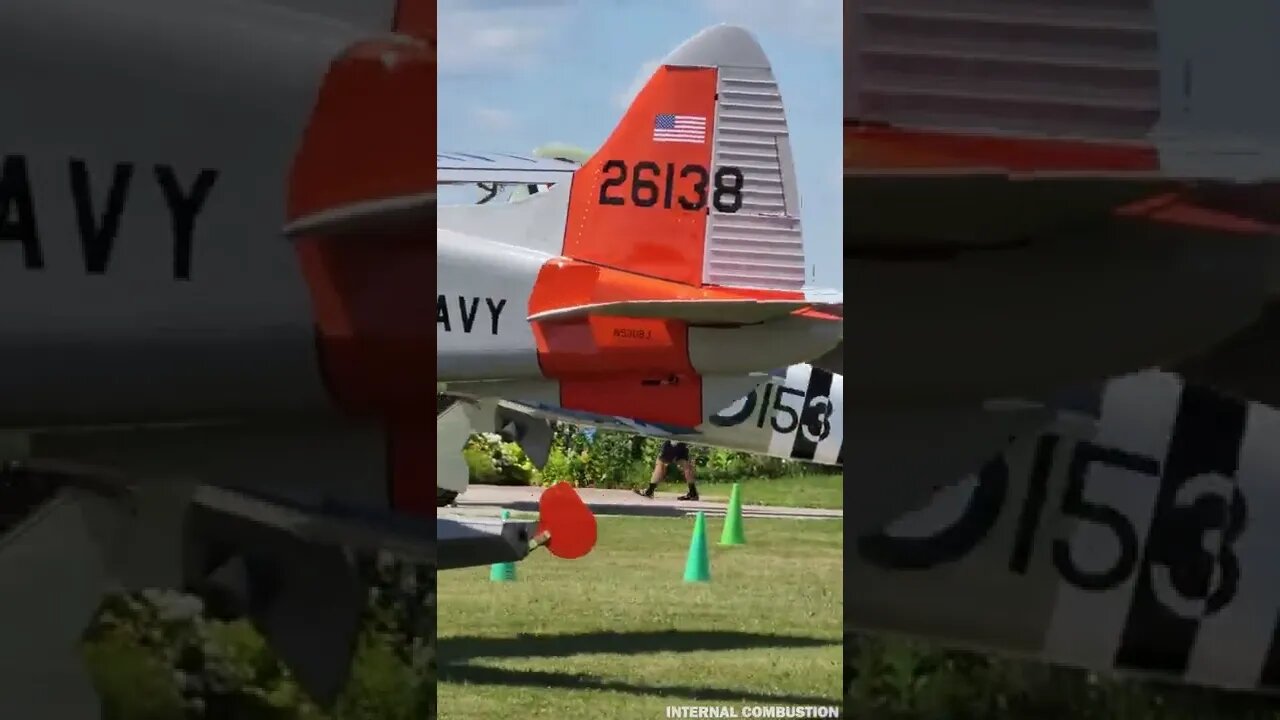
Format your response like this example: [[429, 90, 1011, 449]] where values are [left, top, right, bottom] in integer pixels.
[[438, 151, 579, 185]]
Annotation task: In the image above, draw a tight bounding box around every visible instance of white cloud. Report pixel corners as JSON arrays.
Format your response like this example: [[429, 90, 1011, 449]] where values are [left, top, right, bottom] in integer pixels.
[[701, 0, 842, 48], [470, 106, 517, 130], [437, 1, 572, 75], [613, 58, 661, 110]]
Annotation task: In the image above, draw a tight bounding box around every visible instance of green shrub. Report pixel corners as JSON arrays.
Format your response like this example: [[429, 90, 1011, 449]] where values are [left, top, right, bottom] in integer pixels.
[[84, 631, 186, 720], [463, 434, 536, 485], [539, 446, 575, 486], [462, 444, 497, 483], [83, 557, 437, 720], [462, 423, 816, 489], [335, 635, 429, 720]]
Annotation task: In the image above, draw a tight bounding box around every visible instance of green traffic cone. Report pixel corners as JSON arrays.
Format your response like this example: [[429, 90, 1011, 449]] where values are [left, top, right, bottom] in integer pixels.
[[489, 509, 517, 582], [683, 511, 711, 582], [719, 482, 745, 546]]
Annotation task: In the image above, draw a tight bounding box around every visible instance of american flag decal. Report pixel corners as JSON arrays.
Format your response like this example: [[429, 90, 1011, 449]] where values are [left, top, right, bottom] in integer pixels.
[[652, 113, 707, 144]]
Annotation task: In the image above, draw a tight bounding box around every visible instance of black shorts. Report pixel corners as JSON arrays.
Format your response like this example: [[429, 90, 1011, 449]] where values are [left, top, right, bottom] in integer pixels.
[[659, 441, 689, 463]]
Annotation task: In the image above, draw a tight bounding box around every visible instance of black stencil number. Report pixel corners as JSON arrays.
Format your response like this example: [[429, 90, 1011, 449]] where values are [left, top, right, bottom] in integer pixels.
[[713, 166, 744, 213], [596, 160, 743, 213], [680, 164, 708, 211], [598, 160, 627, 205], [1150, 474, 1247, 619], [1052, 444, 1158, 592], [800, 396, 833, 442], [769, 386, 805, 434], [631, 162, 660, 207], [708, 383, 810, 437]]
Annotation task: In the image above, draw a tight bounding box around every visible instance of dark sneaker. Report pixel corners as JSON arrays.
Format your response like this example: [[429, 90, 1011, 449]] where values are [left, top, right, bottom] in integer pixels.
[[677, 492, 699, 501], [633, 488, 654, 499]]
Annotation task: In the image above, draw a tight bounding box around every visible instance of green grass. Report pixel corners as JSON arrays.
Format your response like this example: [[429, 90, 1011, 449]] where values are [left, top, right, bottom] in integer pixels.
[[845, 633, 1280, 720], [696, 473, 842, 510], [437, 515, 843, 720]]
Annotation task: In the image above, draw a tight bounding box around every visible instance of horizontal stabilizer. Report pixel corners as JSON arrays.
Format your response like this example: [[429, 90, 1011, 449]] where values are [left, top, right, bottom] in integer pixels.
[[438, 151, 578, 185], [846, 169, 1280, 249], [846, 173, 1183, 247], [528, 299, 814, 325]]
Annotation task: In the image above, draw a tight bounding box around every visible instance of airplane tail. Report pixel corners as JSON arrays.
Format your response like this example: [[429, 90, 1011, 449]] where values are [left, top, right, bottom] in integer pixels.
[[437, 26, 841, 429], [435, 24, 825, 309], [559, 24, 807, 294]]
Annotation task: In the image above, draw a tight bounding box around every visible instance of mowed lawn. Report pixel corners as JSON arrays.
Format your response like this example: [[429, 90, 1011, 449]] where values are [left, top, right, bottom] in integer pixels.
[[696, 473, 842, 510], [437, 515, 843, 720]]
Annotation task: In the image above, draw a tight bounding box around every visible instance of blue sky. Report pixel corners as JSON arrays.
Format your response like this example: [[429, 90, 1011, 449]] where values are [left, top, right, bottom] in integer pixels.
[[438, 0, 844, 290]]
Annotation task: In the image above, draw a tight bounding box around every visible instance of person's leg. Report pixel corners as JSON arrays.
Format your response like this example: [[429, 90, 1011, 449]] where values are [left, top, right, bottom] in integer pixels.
[[636, 442, 674, 497], [674, 444, 698, 500], [643, 456, 665, 496], [675, 460, 699, 500]]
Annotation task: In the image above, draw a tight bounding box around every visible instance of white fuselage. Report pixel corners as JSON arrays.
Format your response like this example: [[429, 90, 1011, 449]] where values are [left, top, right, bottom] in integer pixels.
[[0, 0, 401, 428], [436, 228, 545, 382]]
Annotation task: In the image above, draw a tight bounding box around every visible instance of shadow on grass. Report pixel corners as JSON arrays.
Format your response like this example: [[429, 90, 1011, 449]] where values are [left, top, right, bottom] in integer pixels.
[[439, 629, 839, 704]]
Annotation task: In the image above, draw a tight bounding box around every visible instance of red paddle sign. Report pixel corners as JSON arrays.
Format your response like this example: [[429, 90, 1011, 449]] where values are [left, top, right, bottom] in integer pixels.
[[537, 481, 597, 559]]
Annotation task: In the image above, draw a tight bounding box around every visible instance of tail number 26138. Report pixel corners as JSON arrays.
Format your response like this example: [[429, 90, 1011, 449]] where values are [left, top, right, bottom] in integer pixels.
[[597, 160, 744, 213]]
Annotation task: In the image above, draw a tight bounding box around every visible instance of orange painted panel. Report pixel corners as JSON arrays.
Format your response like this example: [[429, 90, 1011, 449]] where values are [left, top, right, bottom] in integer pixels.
[[287, 37, 435, 224], [846, 124, 1280, 236], [562, 66, 718, 286], [533, 315, 694, 379], [560, 375, 703, 429], [527, 257, 811, 382], [286, 35, 437, 420], [294, 235, 437, 417], [526, 258, 804, 319], [846, 123, 1158, 173]]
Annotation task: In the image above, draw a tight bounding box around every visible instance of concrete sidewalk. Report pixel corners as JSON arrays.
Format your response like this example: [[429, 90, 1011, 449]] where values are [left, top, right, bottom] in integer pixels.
[[450, 484, 843, 520]]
